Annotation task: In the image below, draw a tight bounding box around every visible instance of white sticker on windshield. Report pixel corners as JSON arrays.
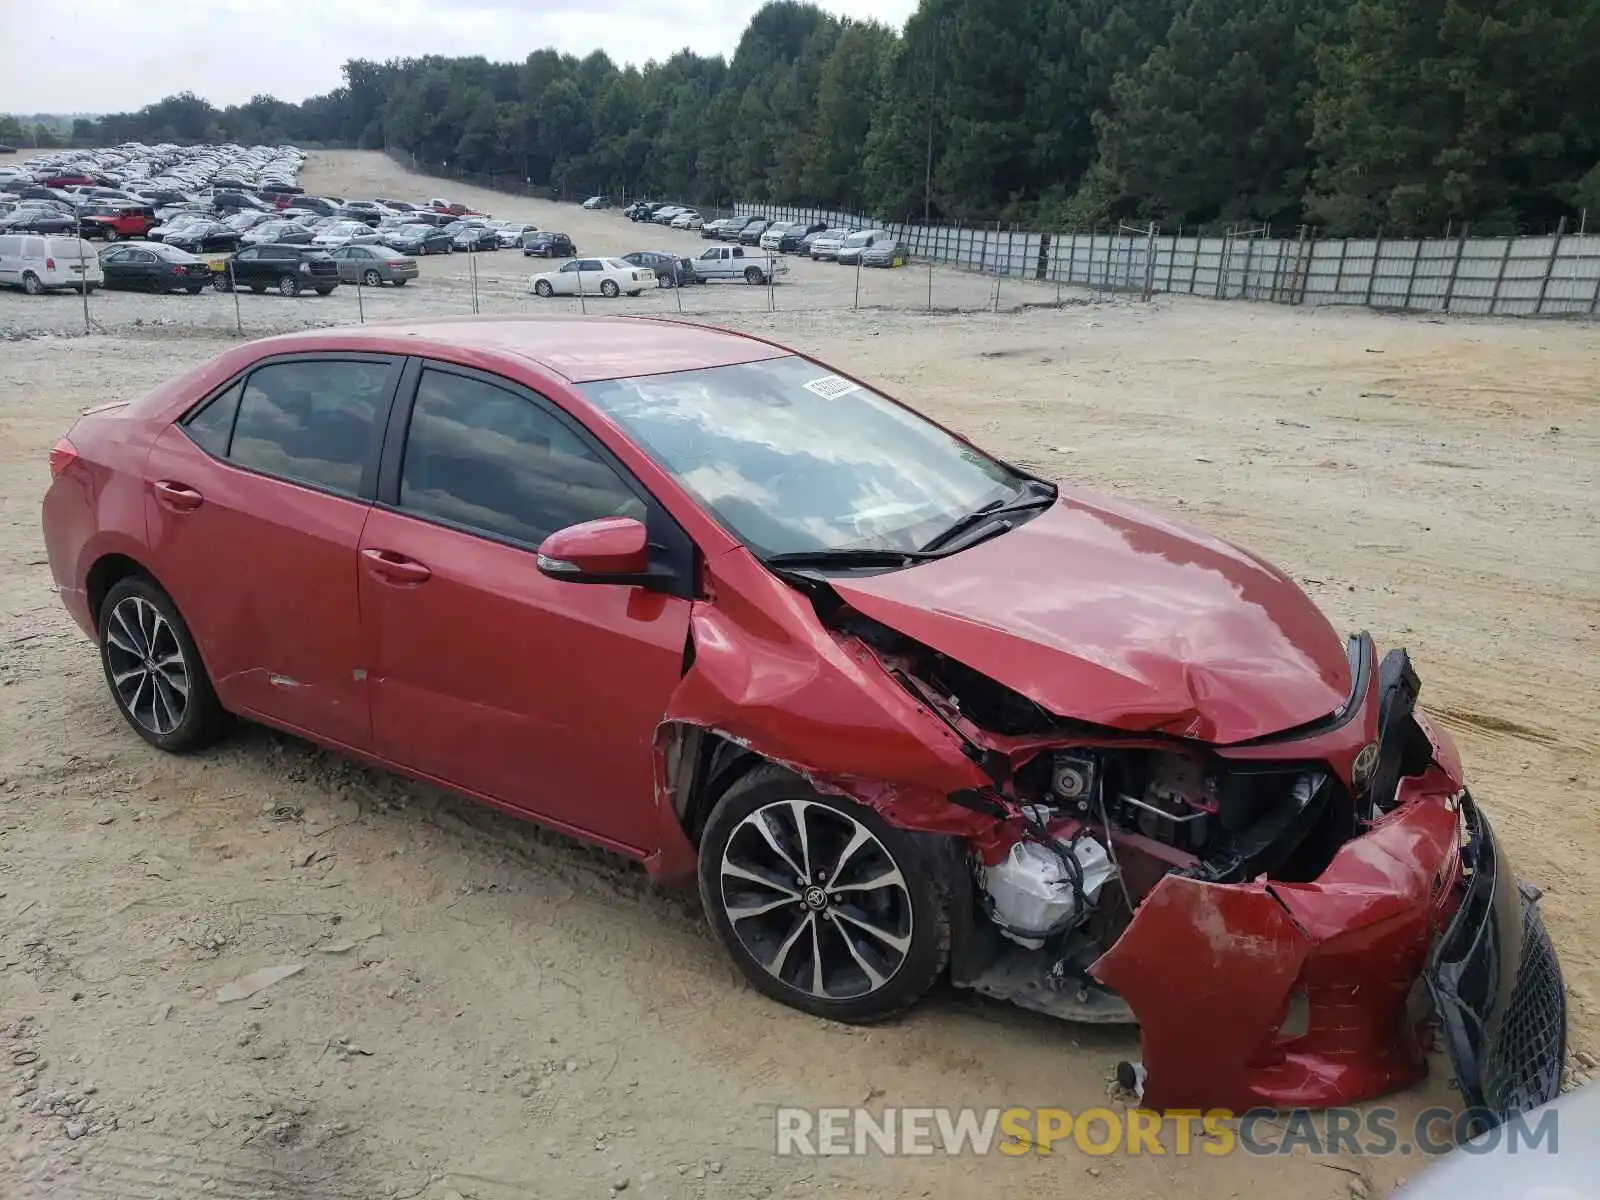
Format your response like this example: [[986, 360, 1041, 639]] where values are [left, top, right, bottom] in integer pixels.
[[802, 374, 860, 400]]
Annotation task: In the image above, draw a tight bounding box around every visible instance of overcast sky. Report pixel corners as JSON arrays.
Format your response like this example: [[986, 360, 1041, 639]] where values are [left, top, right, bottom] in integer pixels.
[[0, 0, 918, 114]]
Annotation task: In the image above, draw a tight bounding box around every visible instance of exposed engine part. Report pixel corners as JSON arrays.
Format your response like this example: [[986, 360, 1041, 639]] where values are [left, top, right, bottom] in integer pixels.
[[1051, 753, 1096, 802], [981, 835, 1115, 949]]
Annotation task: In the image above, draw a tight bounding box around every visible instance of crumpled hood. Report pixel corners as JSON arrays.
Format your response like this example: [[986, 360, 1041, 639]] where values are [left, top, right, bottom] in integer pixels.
[[830, 486, 1352, 744]]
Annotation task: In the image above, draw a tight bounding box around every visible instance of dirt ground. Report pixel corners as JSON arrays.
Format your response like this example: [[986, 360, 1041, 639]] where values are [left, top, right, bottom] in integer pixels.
[[0, 150, 1596, 1200]]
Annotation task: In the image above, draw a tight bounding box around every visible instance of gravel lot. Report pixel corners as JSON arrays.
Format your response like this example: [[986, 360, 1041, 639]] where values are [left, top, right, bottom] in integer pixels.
[[1, 151, 1597, 1200]]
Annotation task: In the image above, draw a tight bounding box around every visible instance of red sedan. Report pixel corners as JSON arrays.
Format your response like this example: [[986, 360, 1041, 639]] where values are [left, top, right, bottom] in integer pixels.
[[40, 316, 1563, 1124]]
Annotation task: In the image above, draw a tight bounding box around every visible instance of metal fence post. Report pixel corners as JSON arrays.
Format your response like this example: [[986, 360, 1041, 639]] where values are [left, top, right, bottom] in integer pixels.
[[1241, 232, 1258, 301], [1489, 237, 1514, 314], [1535, 216, 1567, 314], [354, 263, 365, 323], [1364, 229, 1385, 307], [1332, 237, 1350, 299], [229, 259, 242, 335], [927, 256, 934, 311], [1442, 225, 1469, 312], [1401, 239, 1424, 310], [76, 237, 90, 335], [577, 264, 587, 315], [1143, 221, 1158, 301], [853, 250, 862, 310], [1189, 232, 1201, 295]]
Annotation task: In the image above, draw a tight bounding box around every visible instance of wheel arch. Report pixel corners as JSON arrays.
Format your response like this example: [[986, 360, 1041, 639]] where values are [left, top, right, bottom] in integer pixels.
[[86, 551, 160, 627]]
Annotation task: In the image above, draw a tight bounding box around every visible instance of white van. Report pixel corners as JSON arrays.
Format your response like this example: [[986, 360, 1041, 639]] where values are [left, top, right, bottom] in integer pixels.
[[0, 234, 105, 294]]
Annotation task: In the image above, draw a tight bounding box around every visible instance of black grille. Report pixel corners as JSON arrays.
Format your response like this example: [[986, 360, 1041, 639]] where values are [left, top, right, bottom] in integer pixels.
[[1478, 892, 1566, 1118]]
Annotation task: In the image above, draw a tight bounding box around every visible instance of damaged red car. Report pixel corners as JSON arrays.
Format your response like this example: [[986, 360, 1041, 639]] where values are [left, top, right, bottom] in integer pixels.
[[41, 316, 1564, 1125]]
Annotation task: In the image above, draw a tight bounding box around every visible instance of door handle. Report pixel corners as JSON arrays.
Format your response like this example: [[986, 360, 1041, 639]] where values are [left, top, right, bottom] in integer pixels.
[[361, 548, 432, 585], [152, 479, 204, 511]]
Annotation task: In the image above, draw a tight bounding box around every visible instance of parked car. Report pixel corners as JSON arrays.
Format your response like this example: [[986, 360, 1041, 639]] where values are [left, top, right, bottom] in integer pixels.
[[312, 220, 383, 250], [100, 241, 212, 293], [383, 223, 455, 256], [861, 240, 908, 269], [621, 250, 696, 288], [758, 222, 799, 251], [376, 198, 417, 212], [809, 229, 853, 261], [673, 212, 705, 231], [691, 243, 787, 285], [528, 257, 654, 297], [766, 221, 827, 253], [78, 203, 159, 242], [836, 229, 893, 266], [523, 231, 576, 258], [162, 219, 242, 254], [449, 223, 500, 252], [801, 226, 837, 254], [652, 206, 686, 225], [218, 244, 339, 296], [0, 233, 103, 293], [701, 218, 740, 240], [625, 201, 660, 222], [212, 190, 272, 215], [40, 318, 1563, 1133], [493, 222, 540, 249], [582, 195, 611, 210], [327, 244, 418, 287], [737, 218, 772, 245], [338, 200, 388, 226], [240, 219, 315, 247], [0, 204, 78, 235]]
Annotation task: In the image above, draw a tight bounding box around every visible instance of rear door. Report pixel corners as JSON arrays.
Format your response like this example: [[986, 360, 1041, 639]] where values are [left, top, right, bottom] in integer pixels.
[[357, 361, 693, 846], [143, 353, 403, 748]]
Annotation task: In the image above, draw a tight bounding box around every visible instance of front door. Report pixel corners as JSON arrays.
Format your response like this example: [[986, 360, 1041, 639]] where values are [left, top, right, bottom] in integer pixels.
[[358, 363, 691, 850], [143, 354, 402, 748]]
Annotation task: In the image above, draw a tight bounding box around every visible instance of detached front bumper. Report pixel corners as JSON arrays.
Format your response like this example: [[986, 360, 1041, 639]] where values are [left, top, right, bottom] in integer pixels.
[[1429, 796, 1567, 1122], [1092, 779, 1566, 1123]]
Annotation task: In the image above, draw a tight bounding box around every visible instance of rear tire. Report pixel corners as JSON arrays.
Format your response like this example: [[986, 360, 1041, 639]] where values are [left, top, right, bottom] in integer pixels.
[[394, 278, 408, 287], [186, 285, 204, 295], [214, 275, 233, 292], [98, 575, 228, 754], [744, 266, 764, 285], [600, 279, 620, 298], [697, 763, 951, 1024], [22, 272, 43, 296], [362, 269, 382, 288]]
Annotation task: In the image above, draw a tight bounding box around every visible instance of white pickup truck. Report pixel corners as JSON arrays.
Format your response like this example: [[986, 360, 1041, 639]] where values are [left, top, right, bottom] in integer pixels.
[[690, 244, 788, 285]]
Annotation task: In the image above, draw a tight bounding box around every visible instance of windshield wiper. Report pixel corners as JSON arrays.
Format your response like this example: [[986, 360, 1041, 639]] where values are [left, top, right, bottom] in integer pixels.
[[763, 547, 940, 570], [918, 479, 1057, 554]]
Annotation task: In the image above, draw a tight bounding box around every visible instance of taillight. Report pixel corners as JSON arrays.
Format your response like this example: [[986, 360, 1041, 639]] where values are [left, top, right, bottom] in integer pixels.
[[49, 437, 78, 478], [45, 257, 56, 270]]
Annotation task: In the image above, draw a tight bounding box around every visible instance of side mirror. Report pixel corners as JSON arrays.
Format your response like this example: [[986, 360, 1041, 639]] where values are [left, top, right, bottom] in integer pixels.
[[536, 517, 651, 583]]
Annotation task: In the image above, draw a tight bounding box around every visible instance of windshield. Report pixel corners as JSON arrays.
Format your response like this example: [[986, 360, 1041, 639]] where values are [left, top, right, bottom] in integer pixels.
[[580, 356, 1022, 557], [843, 231, 875, 247]]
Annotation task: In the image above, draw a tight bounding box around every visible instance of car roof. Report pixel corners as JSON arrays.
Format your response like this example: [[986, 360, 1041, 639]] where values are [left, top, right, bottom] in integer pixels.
[[245, 315, 789, 384]]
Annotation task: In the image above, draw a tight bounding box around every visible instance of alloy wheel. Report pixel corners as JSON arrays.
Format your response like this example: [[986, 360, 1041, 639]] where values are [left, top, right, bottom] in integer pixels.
[[104, 596, 189, 736], [718, 800, 913, 1001]]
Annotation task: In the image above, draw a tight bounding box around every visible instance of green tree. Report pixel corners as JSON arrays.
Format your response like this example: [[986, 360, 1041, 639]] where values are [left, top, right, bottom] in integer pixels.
[[1308, 0, 1600, 233]]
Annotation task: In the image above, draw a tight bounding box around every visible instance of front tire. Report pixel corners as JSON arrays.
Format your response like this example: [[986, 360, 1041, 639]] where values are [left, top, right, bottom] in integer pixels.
[[105, 229, 120, 243], [534, 279, 554, 297], [697, 764, 951, 1023], [278, 274, 300, 297], [98, 576, 227, 754]]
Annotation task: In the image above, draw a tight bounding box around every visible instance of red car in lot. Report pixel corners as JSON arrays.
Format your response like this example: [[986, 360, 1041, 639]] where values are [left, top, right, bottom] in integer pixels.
[[78, 203, 159, 242], [40, 316, 1563, 1125]]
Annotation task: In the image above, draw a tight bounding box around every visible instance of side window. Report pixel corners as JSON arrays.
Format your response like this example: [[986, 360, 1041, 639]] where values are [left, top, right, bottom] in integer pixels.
[[104, 248, 129, 263], [182, 380, 245, 458], [578, 259, 604, 272], [229, 360, 393, 495], [399, 369, 646, 547], [733, 247, 744, 258], [236, 247, 259, 261]]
